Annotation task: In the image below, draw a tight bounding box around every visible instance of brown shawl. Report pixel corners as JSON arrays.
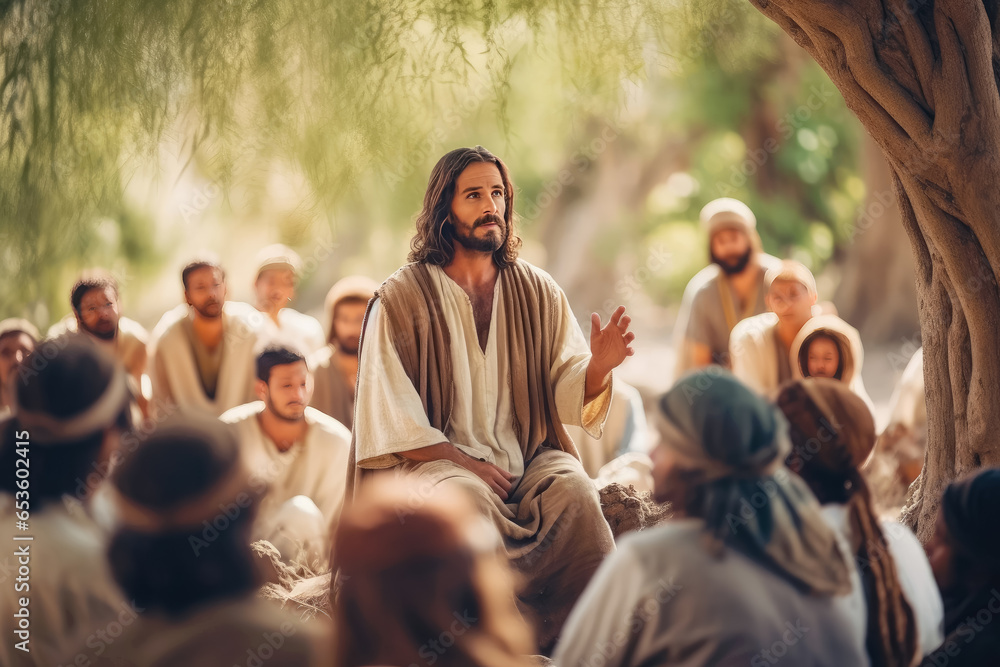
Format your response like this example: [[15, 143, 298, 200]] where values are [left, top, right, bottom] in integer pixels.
[[346, 260, 580, 498]]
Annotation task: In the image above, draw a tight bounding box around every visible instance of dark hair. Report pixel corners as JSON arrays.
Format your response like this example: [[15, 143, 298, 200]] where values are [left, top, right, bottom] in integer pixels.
[[108, 412, 260, 617], [0, 342, 132, 506], [256, 343, 306, 383], [181, 260, 226, 290], [408, 146, 521, 269], [107, 511, 259, 618], [70, 270, 120, 314], [799, 331, 845, 381]]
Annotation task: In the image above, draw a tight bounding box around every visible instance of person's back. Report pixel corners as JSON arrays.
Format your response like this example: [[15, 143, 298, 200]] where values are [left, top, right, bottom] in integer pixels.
[[555, 518, 868, 667]]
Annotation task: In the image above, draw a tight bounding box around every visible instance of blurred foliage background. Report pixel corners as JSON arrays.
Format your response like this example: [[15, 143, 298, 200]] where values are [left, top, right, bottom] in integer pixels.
[[0, 0, 916, 396]]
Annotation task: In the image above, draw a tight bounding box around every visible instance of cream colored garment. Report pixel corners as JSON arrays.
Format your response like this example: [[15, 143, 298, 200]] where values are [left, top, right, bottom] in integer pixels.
[[261, 308, 326, 355], [566, 379, 647, 477], [354, 263, 611, 478], [790, 315, 874, 413], [821, 504, 944, 659], [78, 596, 329, 667], [729, 311, 782, 395], [884, 347, 924, 432], [219, 402, 351, 530], [554, 518, 870, 667], [0, 495, 127, 667], [148, 304, 260, 417], [48, 315, 149, 382]]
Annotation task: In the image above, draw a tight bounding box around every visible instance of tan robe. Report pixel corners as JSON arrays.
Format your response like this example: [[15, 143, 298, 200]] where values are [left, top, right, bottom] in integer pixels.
[[353, 260, 615, 650], [47, 315, 149, 383], [148, 304, 259, 417], [308, 345, 356, 429], [0, 495, 126, 667]]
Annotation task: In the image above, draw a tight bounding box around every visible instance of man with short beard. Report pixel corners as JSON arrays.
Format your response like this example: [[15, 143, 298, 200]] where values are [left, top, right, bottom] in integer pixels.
[[48, 271, 149, 402], [308, 275, 379, 429], [351, 145, 634, 651], [673, 198, 780, 379], [222, 344, 351, 565], [148, 259, 260, 417]]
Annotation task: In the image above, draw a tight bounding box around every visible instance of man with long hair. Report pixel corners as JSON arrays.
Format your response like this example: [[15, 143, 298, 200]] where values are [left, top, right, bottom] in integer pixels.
[[350, 145, 634, 651]]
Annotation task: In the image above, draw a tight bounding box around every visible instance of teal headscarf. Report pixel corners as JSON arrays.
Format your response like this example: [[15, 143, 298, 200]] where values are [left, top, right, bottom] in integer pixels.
[[658, 369, 851, 596]]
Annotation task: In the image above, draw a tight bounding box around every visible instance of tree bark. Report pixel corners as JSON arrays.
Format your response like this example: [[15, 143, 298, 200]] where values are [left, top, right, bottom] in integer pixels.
[[746, 0, 1000, 540]]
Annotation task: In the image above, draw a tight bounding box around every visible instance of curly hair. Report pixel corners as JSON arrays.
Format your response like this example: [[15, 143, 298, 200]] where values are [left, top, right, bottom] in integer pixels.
[[408, 146, 522, 268]]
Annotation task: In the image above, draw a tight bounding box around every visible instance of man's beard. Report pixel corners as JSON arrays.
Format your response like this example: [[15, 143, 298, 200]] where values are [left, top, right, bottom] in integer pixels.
[[335, 335, 360, 356], [711, 247, 753, 276], [82, 319, 117, 341], [453, 214, 505, 254], [193, 300, 223, 319], [266, 396, 306, 423]]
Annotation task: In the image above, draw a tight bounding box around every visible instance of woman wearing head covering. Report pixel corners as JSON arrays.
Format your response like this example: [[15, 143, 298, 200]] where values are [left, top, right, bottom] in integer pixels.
[[919, 469, 1000, 666], [332, 477, 536, 667], [0, 337, 132, 667], [555, 369, 868, 667], [84, 410, 327, 666], [776, 378, 942, 665], [789, 314, 874, 412]]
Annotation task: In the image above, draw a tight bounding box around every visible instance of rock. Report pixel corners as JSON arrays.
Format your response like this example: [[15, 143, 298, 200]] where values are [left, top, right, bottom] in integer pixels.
[[599, 482, 672, 539]]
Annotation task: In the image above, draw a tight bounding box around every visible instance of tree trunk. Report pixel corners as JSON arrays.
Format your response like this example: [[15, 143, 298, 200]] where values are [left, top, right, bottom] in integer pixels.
[[833, 133, 920, 343], [747, 0, 1000, 540]]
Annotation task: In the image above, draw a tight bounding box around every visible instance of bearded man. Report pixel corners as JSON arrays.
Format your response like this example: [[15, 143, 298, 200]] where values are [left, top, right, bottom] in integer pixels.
[[351, 145, 635, 650], [672, 198, 780, 379]]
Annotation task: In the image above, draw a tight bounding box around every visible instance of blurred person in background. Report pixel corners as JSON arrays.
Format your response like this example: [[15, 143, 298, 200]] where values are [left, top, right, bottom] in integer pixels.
[[0, 318, 39, 420], [251, 244, 326, 354], [148, 258, 260, 417], [91, 409, 327, 666], [672, 197, 780, 380], [777, 377, 942, 664], [0, 338, 131, 667], [309, 275, 378, 429], [332, 477, 536, 667]]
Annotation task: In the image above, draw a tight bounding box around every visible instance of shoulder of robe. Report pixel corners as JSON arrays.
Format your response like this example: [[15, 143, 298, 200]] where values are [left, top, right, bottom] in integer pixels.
[[304, 406, 351, 443], [150, 303, 191, 341], [683, 264, 722, 299], [219, 400, 264, 424], [307, 344, 334, 370], [46, 313, 77, 338], [730, 311, 777, 345], [118, 316, 149, 345]]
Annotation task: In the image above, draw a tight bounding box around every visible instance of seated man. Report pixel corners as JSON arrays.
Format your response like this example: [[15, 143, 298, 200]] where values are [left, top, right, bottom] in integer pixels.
[[555, 370, 869, 667], [250, 244, 326, 354], [0, 318, 38, 419], [789, 314, 874, 410], [0, 338, 132, 667], [221, 343, 350, 567], [730, 259, 818, 396], [86, 410, 327, 666], [309, 275, 378, 429], [149, 259, 260, 417], [920, 468, 1000, 667], [352, 146, 632, 652], [48, 271, 149, 403]]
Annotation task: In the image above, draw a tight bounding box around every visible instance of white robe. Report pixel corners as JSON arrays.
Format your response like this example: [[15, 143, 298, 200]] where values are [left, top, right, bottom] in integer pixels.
[[554, 518, 870, 667], [353, 263, 612, 479], [148, 304, 260, 417], [0, 495, 126, 667], [227, 302, 326, 354], [220, 402, 351, 560], [820, 504, 944, 659]]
